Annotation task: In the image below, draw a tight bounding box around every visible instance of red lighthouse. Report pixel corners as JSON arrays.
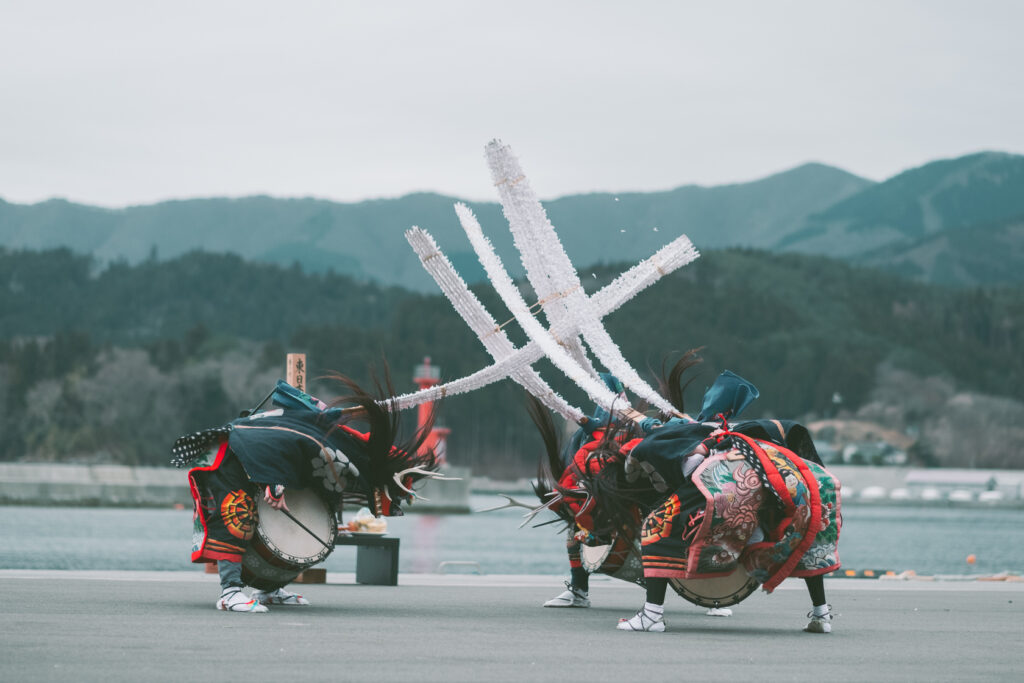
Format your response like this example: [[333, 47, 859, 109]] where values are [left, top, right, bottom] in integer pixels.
[[414, 357, 451, 465]]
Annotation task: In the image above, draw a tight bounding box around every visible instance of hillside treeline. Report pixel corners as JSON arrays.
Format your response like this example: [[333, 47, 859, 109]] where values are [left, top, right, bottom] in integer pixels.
[[1, 247, 1022, 475]]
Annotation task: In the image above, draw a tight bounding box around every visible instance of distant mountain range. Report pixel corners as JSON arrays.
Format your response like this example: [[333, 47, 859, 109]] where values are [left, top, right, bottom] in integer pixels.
[[3, 150, 1023, 290], [776, 152, 1024, 286]]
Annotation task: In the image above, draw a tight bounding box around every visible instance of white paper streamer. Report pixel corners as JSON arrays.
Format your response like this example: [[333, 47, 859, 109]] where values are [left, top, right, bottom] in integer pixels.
[[389, 227, 698, 415], [486, 140, 681, 416], [455, 203, 627, 416], [385, 140, 701, 421], [591, 233, 699, 314], [486, 141, 598, 378], [400, 226, 585, 423]]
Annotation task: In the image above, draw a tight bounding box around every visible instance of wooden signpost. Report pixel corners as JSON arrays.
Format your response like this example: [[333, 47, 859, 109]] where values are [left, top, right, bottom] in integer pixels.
[[284, 352, 327, 584], [286, 353, 306, 392]]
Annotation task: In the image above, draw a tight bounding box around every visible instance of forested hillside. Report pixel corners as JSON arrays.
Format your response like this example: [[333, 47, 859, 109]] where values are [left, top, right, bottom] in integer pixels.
[[855, 214, 1024, 287], [0, 161, 870, 292], [777, 152, 1024, 263], [5, 151, 1024, 292], [2, 247, 1022, 474]]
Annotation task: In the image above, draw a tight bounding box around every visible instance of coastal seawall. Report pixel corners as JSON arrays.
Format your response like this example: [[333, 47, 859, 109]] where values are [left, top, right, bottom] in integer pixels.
[[471, 464, 1024, 508], [0, 463, 187, 507], [0, 462, 473, 512], [2, 463, 1022, 509]]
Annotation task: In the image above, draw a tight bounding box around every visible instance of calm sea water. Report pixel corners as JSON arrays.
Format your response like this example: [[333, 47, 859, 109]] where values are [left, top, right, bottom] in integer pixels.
[[1, 496, 1022, 577]]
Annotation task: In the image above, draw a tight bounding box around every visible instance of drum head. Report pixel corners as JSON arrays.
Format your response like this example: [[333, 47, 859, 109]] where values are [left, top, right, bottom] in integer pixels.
[[670, 568, 759, 608], [256, 488, 335, 565]]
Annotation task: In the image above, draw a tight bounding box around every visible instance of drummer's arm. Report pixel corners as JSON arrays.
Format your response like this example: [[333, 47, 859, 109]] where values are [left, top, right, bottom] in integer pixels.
[[264, 484, 289, 511]]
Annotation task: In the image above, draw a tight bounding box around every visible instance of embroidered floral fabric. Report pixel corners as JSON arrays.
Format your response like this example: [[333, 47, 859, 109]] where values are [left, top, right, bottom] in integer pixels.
[[640, 437, 841, 589]]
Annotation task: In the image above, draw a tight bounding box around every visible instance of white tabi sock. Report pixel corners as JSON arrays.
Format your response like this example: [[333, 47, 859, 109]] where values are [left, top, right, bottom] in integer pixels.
[[644, 602, 664, 615], [812, 604, 830, 618]]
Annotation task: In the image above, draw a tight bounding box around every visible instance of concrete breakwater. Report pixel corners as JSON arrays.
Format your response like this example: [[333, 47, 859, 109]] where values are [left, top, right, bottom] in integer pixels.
[[0, 462, 473, 513], [0, 463, 188, 507], [472, 464, 1024, 508], [2, 462, 1023, 510]]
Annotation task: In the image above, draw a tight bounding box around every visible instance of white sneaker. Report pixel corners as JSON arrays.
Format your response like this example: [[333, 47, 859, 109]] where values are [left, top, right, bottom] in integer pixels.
[[617, 607, 666, 632], [542, 582, 590, 608], [804, 608, 832, 633], [250, 588, 310, 606], [706, 607, 733, 617], [543, 589, 590, 608], [217, 588, 268, 613]]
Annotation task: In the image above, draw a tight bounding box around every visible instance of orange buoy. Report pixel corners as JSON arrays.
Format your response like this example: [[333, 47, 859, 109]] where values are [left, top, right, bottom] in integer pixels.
[[966, 554, 977, 565]]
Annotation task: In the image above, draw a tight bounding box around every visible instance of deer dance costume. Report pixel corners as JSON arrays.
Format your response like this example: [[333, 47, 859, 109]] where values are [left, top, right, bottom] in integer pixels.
[[172, 379, 439, 612], [540, 371, 841, 632]]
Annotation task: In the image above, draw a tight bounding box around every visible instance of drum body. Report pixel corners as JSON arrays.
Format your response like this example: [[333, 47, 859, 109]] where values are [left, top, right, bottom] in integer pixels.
[[581, 535, 759, 605], [669, 567, 759, 608], [241, 488, 337, 591], [579, 533, 645, 586]]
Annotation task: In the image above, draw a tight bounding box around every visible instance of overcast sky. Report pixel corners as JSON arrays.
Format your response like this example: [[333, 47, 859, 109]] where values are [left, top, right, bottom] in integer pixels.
[[1, 1, 1022, 208]]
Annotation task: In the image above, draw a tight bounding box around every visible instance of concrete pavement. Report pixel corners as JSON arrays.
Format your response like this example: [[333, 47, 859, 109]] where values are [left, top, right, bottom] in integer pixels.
[[1, 570, 1022, 682]]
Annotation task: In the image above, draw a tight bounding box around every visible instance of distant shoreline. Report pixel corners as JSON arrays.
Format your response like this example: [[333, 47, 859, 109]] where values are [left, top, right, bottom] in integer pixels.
[[2, 463, 1022, 510]]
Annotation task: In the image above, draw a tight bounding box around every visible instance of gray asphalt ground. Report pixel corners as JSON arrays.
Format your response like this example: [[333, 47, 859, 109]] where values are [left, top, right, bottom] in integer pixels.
[[1, 570, 1022, 683]]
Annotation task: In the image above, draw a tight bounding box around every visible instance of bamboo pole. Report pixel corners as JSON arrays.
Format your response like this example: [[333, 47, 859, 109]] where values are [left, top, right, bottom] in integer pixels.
[[284, 351, 326, 584]]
